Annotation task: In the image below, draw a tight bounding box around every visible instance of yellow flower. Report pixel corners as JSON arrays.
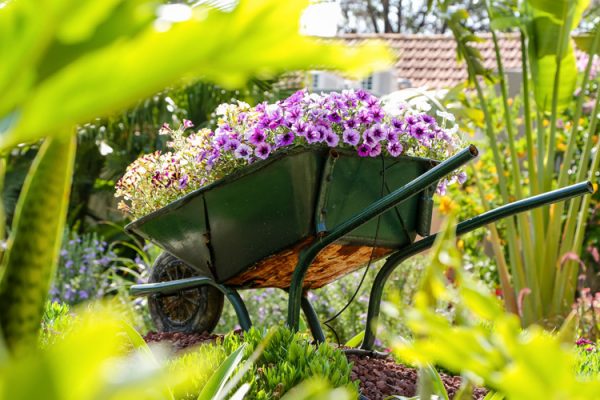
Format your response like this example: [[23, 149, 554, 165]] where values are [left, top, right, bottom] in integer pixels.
[[438, 196, 457, 215]]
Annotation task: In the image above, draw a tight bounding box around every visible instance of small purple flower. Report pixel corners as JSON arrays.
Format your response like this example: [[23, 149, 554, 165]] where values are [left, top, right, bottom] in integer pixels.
[[368, 124, 386, 142], [225, 139, 240, 152], [234, 144, 253, 160], [457, 171, 467, 184], [405, 115, 419, 126], [276, 131, 295, 147], [420, 113, 435, 125], [342, 128, 360, 146], [391, 118, 403, 130], [411, 123, 428, 139], [344, 118, 358, 129], [357, 143, 370, 157], [249, 128, 266, 145], [357, 111, 372, 125], [370, 107, 385, 122], [387, 141, 403, 157], [327, 112, 342, 123], [356, 89, 369, 101], [293, 121, 309, 137], [65, 260, 74, 269], [386, 129, 398, 143], [305, 128, 321, 144], [78, 290, 89, 300], [183, 119, 194, 129], [325, 132, 340, 147], [214, 133, 229, 149], [178, 174, 189, 189], [576, 338, 595, 346], [255, 142, 272, 159], [369, 143, 382, 157]]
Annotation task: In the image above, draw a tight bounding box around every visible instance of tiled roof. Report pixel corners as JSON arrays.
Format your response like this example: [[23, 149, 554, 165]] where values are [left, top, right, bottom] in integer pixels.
[[341, 33, 581, 89]]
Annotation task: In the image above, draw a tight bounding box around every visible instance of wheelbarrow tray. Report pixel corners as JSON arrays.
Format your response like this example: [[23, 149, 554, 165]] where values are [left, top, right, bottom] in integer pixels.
[[126, 146, 439, 289]]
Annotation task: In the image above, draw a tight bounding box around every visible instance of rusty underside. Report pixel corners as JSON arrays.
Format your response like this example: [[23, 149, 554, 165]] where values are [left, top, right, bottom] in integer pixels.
[[225, 237, 393, 290]]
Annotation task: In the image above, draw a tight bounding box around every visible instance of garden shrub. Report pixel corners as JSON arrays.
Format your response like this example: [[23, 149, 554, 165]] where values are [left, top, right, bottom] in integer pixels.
[[169, 326, 358, 400]]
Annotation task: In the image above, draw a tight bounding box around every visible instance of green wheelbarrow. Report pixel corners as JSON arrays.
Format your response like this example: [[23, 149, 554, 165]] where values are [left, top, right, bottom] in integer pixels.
[[127, 144, 593, 350]]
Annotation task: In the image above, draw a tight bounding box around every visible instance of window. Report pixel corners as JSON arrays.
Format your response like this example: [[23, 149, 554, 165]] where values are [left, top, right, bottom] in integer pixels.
[[361, 74, 373, 91]]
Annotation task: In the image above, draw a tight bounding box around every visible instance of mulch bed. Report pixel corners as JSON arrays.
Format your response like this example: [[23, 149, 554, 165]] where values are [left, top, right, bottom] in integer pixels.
[[143, 331, 487, 399]]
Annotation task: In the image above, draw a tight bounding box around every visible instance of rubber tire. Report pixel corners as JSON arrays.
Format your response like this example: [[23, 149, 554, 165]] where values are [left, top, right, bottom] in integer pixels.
[[148, 252, 224, 333]]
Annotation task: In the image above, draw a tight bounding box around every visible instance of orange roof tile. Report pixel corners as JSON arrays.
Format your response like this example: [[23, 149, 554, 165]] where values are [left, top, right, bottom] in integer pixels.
[[341, 33, 585, 89]]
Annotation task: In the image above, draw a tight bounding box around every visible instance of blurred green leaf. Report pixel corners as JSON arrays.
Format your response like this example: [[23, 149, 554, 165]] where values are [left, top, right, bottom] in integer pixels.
[[343, 330, 365, 348], [0, 0, 393, 150], [197, 343, 246, 400], [0, 136, 76, 354]]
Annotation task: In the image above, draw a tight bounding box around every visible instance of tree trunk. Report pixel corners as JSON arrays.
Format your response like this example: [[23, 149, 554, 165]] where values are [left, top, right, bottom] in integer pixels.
[[382, 0, 393, 33], [366, 0, 380, 33], [397, 0, 403, 33]]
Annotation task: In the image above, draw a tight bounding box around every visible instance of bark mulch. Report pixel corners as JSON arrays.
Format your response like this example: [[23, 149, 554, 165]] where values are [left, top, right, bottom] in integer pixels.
[[143, 331, 487, 399]]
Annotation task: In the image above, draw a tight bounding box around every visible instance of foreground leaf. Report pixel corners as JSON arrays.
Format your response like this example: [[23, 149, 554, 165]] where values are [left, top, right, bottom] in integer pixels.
[[0, 136, 76, 354]]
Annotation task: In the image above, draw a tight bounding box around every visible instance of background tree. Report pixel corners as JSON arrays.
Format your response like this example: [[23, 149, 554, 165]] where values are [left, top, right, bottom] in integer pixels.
[[339, 0, 488, 34]]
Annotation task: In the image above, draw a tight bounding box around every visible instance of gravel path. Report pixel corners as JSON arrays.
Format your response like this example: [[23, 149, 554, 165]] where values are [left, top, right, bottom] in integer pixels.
[[143, 331, 487, 399]]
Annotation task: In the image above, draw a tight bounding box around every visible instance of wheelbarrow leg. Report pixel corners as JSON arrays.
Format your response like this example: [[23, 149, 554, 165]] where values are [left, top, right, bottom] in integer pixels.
[[360, 181, 594, 350], [224, 287, 252, 332], [301, 294, 326, 343]]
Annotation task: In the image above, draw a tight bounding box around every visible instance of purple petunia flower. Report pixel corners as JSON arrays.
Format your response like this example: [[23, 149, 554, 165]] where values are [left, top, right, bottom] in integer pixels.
[[276, 131, 295, 147], [368, 124, 386, 142], [327, 112, 342, 124], [178, 174, 189, 189], [357, 143, 370, 157], [342, 128, 360, 146], [420, 113, 436, 125], [214, 133, 229, 149], [370, 107, 385, 122], [344, 118, 358, 129], [357, 111, 372, 125], [391, 118, 403, 130], [293, 121, 309, 137], [325, 132, 340, 147], [249, 128, 267, 145], [255, 142, 272, 159], [234, 143, 253, 160], [369, 143, 382, 157], [411, 122, 428, 139], [405, 115, 419, 126], [386, 128, 398, 143], [356, 89, 369, 101], [225, 139, 241, 152], [305, 128, 321, 144], [387, 141, 403, 157]]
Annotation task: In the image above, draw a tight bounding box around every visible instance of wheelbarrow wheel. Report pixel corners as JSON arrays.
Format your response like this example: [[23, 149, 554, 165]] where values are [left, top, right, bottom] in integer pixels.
[[148, 252, 224, 333]]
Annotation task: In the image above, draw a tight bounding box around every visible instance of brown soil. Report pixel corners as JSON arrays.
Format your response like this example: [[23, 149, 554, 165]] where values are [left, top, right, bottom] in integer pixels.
[[143, 331, 487, 399]]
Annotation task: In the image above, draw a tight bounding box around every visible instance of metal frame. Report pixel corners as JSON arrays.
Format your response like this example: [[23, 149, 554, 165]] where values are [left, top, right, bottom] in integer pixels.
[[130, 276, 252, 331]]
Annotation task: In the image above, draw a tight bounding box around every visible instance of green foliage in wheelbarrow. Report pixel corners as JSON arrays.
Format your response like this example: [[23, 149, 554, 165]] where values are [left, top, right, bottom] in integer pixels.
[[390, 214, 600, 400], [0, 0, 392, 354]]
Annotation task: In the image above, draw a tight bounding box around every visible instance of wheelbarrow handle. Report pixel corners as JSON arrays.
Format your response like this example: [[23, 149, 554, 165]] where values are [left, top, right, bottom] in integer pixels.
[[360, 180, 594, 350], [287, 144, 479, 330]]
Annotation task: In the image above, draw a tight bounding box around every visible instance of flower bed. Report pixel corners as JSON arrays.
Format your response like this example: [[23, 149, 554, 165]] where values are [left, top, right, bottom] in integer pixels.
[[116, 89, 465, 219]]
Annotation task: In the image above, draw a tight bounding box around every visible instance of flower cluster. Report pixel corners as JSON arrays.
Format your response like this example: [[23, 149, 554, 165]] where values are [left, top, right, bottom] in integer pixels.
[[116, 89, 465, 218]]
